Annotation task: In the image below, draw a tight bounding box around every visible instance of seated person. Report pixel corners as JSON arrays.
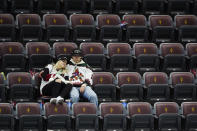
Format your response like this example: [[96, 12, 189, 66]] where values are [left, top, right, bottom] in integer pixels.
[[40, 56, 73, 104], [68, 49, 98, 106]]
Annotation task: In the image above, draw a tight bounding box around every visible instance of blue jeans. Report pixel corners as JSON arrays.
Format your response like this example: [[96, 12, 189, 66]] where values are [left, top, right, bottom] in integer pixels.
[[70, 86, 98, 106]]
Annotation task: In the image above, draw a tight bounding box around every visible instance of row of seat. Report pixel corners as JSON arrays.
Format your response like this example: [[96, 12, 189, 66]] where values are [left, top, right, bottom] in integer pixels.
[[0, 41, 197, 73], [1, 71, 197, 103], [0, 0, 197, 16], [1, 14, 197, 44], [0, 102, 197, 131]]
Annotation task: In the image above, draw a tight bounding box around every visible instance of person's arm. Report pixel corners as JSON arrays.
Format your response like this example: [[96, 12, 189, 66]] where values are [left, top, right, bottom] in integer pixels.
[[84, 68, 93, 86], [80, 67, 93, 93], [40, 68, 49, 79], [40, 64, 52, 81]]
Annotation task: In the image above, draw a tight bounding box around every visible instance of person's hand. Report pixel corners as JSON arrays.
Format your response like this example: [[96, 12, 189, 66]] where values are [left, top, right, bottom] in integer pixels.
[[80, 84, 86, 93], [85, 79, 91, 85], [55, 79, 61, 83]]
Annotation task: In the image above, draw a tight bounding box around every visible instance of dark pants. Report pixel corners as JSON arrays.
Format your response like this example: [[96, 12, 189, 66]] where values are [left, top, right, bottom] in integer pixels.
[[42, 81, 72, 99]]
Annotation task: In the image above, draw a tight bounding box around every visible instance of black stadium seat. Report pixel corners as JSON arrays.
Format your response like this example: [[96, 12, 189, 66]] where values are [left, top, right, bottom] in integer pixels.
[[44, 102, 71, 130], [80, 42, 106, 71], [175, 15, 197, 43], [107, 43, 133, 71], [128, 102, 154, 131], [16, 14, 42, 43], [11, 0, 33, 14], [92, 72, 116, 102], [2, 42, 26, 72], [16, 103, 43, 131], [0, 0, 7, 13], [43, 14, 69, 43], [26, 42, 52, 71], [160, 43, 186, 73], [0, 14, 15, 42], [143, 72, 170, 102], [117, 72, 143, 101], [133, 43, 159, 72], [123, 15, 149, 43], [100, 103, 127, 131], [142, 0, 165, 16], [149, 15, 174, 43], [0, 103, 14, 131], [97, 14, 122, 44], [38, 0, 60, 15], [72, 102, 98, 131], [70, 14, 96, 43]]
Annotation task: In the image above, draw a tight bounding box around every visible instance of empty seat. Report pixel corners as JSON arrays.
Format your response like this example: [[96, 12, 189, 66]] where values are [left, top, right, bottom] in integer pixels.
[[154, 102, 181, 131], [7, 72, 33, 102], [159, 113, 181, 131], [170, 72, 194, 85], [44, 102, 71, 130], [0, 43, 3, 66], [97, 14, 122, 44], [70, 14, 96, 43], [133, 43, 159, 72], [107, 43, 133, 71], [0, 14, 15, 42], [193, 0, 197, 15], [160, 43, 186, 73], [143, 72, 170, 101], [73, 102, 98, 130], [186, 43, 197, 69], [80, 42, 106, 71], [16, 14, 42, 43], [26, 42, 52, 71], [92, 72, 116, 102], [115, 0, 139, 15], [43, 14, 69, 43], [38, 0, 60, 15], [175, 15, 197, 28], [64, 0, 87, 15], [175, 15, 197, 43], [0, 103, 14, 131], [2, 42, 26, 72], [149, 15, 174, 43], [167, 0, 190, 16], [123, 15, 149, 43], [100, 103, 126, 131], [90, 0, 112, 15], [116, 72, 143, 101], [155, 102, 179, 116], [16, 103, 43, 131], [127, 102, 154, 131], [0, 0, 7, 13], [181, 102, 197, 131], [170, 72, 196, 101], [11, 0, 33, 14], [53, 42, 78, 60], [142, 0, 165, 15], [144, 72, 169, 87], [0, 73, 5, 102], [0, 84, 6, 102], [1, 42, 26, 72]]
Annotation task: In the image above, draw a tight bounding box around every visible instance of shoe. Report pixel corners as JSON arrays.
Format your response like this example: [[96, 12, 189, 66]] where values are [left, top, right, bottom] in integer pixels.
[[56, 96, 64, 104], [50, 98, 57, 104]]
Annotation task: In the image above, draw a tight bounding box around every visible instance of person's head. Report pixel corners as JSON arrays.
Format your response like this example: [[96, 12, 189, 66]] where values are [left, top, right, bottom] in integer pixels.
[[71, 49, 83, 64], [54, 56, 67, 70]]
